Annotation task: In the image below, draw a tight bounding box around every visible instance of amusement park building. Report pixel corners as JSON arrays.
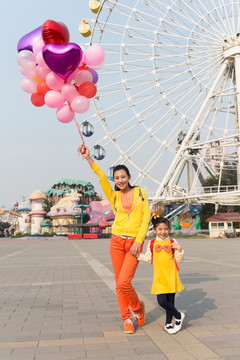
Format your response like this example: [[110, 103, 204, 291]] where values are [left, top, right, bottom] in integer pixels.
[[46, 179, 101, 207], [11, 179, 104, 235], [207, 212, 240, 238], [29, 190, 47, 235]]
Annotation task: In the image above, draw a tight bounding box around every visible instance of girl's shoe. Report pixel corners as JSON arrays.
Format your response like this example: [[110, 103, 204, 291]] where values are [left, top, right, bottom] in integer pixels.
[[174, 312, 185, 332], [124, 318, 135, 334], [134, 301, 145, 326], [165, 323, 177, 334]]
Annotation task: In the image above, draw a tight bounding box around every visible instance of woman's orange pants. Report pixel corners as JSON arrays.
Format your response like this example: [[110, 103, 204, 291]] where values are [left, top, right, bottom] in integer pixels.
[[110, 234, 142, 320]]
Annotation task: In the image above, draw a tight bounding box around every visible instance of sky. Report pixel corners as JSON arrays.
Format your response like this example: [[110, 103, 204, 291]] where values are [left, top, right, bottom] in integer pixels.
[[0, 0, 107, 209]]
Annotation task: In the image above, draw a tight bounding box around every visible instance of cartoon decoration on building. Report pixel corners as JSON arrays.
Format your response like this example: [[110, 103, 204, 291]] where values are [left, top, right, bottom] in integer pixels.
[[47, 190, 90, 234], [152, 202, 165, 216], [178, 212, 193, 228], [168, 204, 202, 235], [86, 199, 114, 235]]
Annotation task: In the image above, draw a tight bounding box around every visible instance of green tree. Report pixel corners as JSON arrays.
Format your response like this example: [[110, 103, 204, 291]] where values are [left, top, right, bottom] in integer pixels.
[[200, 161, 238, 228], [0, 221, 11, 235], [43, 199, 50, 213]]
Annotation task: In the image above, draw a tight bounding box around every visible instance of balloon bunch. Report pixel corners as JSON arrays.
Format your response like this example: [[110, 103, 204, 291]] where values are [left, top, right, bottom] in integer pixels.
[[17, 20, 105, 129]]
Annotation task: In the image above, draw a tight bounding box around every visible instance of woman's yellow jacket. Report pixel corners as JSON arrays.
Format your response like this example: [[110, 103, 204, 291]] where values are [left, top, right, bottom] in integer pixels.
[[91, 162, 151, 244]]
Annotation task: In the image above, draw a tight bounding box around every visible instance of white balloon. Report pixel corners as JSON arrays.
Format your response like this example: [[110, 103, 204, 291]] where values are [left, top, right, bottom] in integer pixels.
[[21, 78, 37, 94], [19, 64, 35, 77], [74, 70, 93, 86], [17, 50, 36, 67]]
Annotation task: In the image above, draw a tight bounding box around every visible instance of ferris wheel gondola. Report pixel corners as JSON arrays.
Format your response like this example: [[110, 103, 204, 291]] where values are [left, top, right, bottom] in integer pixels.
[[91, 144, 106, 160], [89, 0, 101, 13], [80, 121, 94, 137]]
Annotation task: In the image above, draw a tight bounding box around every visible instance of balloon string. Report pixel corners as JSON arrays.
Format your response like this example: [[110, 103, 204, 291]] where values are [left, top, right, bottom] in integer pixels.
[[67, 101, 85, 156], [73, 114, 85, 146]]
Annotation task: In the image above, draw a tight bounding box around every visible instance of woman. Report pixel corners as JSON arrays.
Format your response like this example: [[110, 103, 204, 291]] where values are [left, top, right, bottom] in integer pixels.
[[80, 145, 151, 334]]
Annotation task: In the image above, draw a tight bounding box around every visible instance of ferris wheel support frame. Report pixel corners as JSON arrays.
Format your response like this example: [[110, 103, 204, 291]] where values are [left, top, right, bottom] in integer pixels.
[[85, 0, 240, 206], [153, 60, 229, 202]]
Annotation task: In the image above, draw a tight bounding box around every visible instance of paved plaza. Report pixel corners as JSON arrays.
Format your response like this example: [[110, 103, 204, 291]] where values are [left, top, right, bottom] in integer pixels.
[[0, 236, 240, 360]]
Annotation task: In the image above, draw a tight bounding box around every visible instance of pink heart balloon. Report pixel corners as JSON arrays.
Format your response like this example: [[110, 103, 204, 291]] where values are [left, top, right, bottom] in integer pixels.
[[42, 43, 82, 82]]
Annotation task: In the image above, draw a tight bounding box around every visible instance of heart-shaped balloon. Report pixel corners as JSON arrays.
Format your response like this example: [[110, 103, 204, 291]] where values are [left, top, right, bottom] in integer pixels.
[[17, 26, 42, 52], [42, 43, 82, 82], [42, 20, 70, 45]]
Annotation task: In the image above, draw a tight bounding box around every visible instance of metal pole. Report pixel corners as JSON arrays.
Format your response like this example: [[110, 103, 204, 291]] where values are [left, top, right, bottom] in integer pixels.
[[234, 54, 240, 189], [187, 159, 194, 192]]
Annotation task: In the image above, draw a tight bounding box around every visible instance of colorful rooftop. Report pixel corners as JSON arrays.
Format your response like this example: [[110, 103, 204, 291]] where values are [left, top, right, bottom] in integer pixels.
[[206, 212, 240, 222], [46, 179, 96, 197], [40, 219, 52, 227], [29, 190, 47, 201]]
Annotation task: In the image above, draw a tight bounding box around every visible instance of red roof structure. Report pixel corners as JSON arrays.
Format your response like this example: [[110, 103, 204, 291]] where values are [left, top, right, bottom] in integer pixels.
[[206, 212, 240, 222]]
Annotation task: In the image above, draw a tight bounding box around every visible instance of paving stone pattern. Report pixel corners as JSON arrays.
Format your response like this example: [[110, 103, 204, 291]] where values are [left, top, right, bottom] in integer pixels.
[[0, 237, 240, 360]]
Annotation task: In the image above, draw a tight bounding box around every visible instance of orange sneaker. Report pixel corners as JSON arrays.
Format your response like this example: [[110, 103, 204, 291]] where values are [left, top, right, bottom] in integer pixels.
[[134, 301, 145, 327], [124, 318, 135, 334]]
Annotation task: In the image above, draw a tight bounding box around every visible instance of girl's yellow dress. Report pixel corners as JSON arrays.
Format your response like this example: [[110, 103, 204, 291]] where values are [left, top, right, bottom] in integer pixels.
[[151, 238, 184, 295]]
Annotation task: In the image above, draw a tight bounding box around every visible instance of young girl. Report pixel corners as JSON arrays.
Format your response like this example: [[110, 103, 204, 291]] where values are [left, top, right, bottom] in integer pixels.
[[138, 216, 185, 334], [80, 145, 151, 334]]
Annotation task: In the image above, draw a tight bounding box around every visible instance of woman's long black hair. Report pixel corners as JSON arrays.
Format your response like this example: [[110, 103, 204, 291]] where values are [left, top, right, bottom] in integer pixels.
[[113, 165, 135, 191]]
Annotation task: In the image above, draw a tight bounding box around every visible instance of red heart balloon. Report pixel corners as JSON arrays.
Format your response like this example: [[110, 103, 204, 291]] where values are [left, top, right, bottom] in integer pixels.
[[42, 20, 70, 45]]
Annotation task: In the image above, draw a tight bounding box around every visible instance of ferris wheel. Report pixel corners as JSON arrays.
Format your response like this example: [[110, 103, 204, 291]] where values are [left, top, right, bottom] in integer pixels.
[[80, 0, 240, 206]]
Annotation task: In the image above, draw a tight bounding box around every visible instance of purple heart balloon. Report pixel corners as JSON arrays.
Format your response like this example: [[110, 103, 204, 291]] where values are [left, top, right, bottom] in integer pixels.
[[17, 26, 42, 52], [42, 43, 82, 82]]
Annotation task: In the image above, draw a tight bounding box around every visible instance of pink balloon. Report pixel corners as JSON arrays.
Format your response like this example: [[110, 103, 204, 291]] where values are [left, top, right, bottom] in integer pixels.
[[84, 45, 105, 68], [70, 95, 90, 113], [61, 83, 78, 102], [56, 104, 74, 123], [46, 71, 65, 90], [74, 70, 93, 86], [32, 39, 45, 55], [21, 78, 37, 93], [36, 51, 48, 68], [35, 65, 50, 80], [92, 58, 106, 69], [45, 90, 66, 108]]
